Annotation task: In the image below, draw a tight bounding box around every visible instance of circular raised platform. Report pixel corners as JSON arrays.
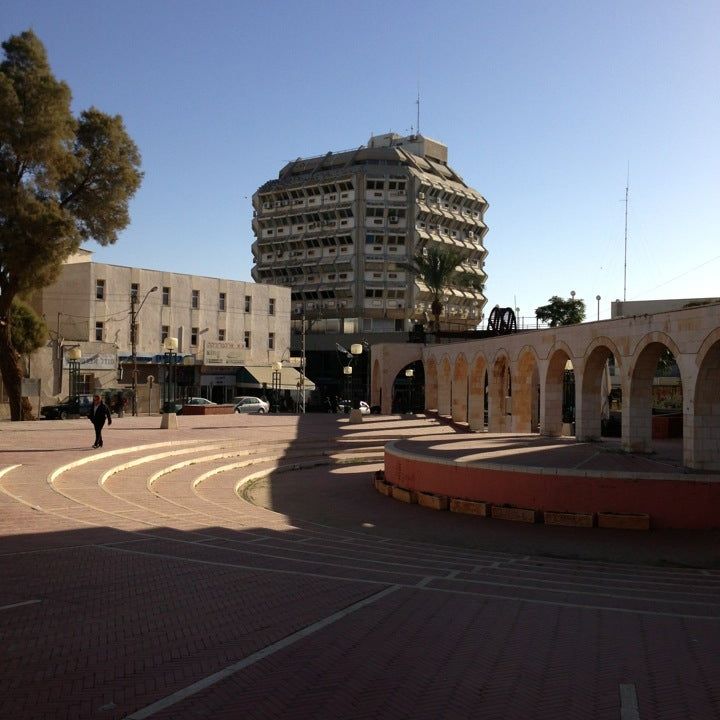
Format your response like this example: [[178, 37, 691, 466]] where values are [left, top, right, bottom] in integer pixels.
[[384, 434, 720, 529]]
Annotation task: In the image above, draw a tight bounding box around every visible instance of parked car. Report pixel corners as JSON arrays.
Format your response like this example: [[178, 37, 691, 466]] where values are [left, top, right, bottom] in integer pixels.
[[336, 400, 371, 415], [234, 396, 270, 414], [40, 394, 93, 420]]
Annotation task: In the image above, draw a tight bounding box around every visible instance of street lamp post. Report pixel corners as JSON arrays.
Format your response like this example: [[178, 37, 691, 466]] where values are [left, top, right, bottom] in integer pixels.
[[131, 285, 158, 416], [67, 346, 82, 415], [596, 295, 601, 321], [343, 365, 352, 413], [162, 337, 178, 413], [350, 341, 370, 408], [405, 368, 414, 414], [271, 361, 282, 413]]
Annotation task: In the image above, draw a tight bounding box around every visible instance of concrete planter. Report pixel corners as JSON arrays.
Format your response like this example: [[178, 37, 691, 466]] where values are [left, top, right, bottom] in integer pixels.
[[417, 492, 449, 511], [491, 505, 538, 523], [391, 486, 416, 503], [449, 498, 490, 516], [544, 510, 595, 528], [598, 512, 650, 530]]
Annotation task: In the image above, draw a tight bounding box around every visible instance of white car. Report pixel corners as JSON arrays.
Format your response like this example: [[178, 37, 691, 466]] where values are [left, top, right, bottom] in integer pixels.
[[234, 396, 270, 414], [185, 397, 216, 406]]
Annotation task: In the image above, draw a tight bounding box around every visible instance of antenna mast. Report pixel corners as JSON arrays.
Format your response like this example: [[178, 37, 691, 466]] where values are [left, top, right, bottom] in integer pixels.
[[416, 90, 420, 135], [623, 165, 629, 301]]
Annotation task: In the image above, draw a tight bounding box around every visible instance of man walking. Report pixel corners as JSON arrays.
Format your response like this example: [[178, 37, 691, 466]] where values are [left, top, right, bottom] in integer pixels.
[[89, 394, 112, 449]]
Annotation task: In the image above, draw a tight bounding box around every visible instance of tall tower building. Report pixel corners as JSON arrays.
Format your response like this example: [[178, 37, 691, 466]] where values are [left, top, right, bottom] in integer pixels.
[[251, 133, 489, 336]]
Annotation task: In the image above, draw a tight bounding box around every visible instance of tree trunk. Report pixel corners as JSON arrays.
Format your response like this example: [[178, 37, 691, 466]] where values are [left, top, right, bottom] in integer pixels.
[[0, 320, 23, 421], [431, 299, 443, 332]]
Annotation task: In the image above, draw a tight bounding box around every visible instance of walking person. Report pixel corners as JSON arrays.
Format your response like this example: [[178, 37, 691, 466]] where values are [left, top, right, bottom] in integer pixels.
[[88, 394, 112, 449]]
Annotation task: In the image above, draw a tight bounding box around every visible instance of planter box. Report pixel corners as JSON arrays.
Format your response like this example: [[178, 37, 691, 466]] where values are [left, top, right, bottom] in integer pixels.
[[491, 505, 538, 523], [180, 404, 234, 415], [597, 512, 650, 530], [373, 474, 393, 496], [391, 486, 416, 503], [450, 498, 490, 517], [417, 492, 449, 511], [544, 510, 595, 528]]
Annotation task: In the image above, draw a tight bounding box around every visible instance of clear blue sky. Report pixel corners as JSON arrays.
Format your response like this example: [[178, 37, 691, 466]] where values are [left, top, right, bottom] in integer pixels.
[[3, 0, 719, 321]]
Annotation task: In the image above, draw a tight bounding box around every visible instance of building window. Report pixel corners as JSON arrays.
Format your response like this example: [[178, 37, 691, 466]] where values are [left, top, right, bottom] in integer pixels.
[[162, 287, 170, 306], [191, 327, 198, 346], [268, 298, 276, 316], [95, 321, 104, 341], [96, 279, 105, 300], [218, 329, 225, 341], [192, 290, 199, 309], [244, 295, 251, 313], [268, 332, 275, 350], [219, 292, 226, 311], [161, 325, 169, 343], [244, 331, 251, 349], [130, 283, 139, 301]]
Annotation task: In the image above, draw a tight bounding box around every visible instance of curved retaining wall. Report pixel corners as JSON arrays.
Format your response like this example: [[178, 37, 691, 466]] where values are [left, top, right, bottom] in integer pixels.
[[384, 442, 720, 529]]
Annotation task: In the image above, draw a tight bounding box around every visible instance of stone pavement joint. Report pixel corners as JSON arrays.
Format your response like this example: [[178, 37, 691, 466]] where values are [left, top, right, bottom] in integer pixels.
[[126, 585, 400, 719], [0, 413, 718, 719]]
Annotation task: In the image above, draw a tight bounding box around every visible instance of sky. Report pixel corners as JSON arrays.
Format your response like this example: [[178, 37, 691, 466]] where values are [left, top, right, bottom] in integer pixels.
[[3, 0, 719, 322]]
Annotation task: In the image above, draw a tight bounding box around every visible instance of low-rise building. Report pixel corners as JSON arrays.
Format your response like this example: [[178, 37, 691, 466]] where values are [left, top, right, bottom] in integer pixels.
[[21, 251, 303, 412]]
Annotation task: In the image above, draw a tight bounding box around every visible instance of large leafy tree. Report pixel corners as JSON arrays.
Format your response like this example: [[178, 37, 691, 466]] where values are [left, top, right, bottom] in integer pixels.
[[0, 30, 143, 419], [404, 244, 468, 331], [535, 295, 586, 327], [10, 299, 48, 356]]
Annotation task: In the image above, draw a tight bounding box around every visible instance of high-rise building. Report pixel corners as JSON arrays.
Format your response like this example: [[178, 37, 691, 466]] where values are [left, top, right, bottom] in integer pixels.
[[251, 132, 489, 336]]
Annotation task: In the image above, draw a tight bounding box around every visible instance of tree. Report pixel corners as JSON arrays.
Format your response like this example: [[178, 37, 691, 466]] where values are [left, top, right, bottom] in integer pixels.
[[0, 30, 143, 419], [535, 295, 586, 327], [10, 299, 48, 356], [404, 245, 466, 331]]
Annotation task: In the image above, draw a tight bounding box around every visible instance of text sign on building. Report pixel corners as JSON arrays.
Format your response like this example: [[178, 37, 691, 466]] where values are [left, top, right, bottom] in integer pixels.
[[204, 341, 246, 366], [62, 353, 118, 371]]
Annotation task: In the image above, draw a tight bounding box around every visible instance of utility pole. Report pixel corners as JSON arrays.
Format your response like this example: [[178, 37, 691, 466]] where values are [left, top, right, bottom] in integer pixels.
[[130, 285, 158, 417], [299, 313, 306, 414], [130, 291, 138, 416]]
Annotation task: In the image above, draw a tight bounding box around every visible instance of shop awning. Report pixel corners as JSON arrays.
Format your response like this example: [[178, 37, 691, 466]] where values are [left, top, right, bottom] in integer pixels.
[[241, 365, 315, 391]]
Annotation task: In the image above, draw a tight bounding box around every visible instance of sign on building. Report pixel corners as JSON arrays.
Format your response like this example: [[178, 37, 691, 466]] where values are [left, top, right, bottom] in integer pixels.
[[62, 353, 117, 371], [203, 341, 246, 366]]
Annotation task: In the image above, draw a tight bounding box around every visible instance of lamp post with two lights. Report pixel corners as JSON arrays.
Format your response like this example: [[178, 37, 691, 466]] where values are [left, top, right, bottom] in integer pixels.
[[131, 286, 158, 416]]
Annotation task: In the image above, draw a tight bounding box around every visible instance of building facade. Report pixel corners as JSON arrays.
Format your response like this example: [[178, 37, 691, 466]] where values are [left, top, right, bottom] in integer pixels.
[[250, 132, 489, 403], [27, 251, 296, 408], [251, 132, 489, 336]]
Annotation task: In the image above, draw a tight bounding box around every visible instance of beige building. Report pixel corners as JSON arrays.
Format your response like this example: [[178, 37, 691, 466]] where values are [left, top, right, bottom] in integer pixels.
[[251, 132, 489, 336], [25, 251, 297, 408]]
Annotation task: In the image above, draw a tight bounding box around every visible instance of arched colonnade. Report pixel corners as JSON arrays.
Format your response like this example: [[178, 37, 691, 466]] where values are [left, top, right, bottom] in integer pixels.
[[372, 306, 720, 471]]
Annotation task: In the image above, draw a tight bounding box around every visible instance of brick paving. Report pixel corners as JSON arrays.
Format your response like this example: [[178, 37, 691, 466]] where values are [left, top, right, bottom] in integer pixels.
[[0, 413, 718, 719]]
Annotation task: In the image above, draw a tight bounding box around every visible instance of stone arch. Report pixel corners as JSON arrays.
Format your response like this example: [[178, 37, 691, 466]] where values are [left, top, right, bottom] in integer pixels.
[[542, 343, 573, 437], [468, 353, 488, 431], [438, 356, 452, 416], [512, 346, 540, 433], [488, 349, 511, 432], [452, 354, 469, 423], [425, 357, 438, 411], [577, 337, 623, 441], [690, 331, 720, 469], [625, 333, 685, 453]]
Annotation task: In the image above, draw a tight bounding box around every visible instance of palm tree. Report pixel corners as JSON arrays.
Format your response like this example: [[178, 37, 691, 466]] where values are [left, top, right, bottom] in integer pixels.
[[405, 245, 465, 331]]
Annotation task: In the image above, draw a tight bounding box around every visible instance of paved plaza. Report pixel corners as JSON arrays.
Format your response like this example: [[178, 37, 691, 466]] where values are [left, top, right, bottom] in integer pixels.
[[0, 413, 718, 719]]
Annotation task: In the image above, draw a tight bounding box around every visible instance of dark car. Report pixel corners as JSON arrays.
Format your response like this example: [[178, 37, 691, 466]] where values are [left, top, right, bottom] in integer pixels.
[[40, 394, 93, 420]]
